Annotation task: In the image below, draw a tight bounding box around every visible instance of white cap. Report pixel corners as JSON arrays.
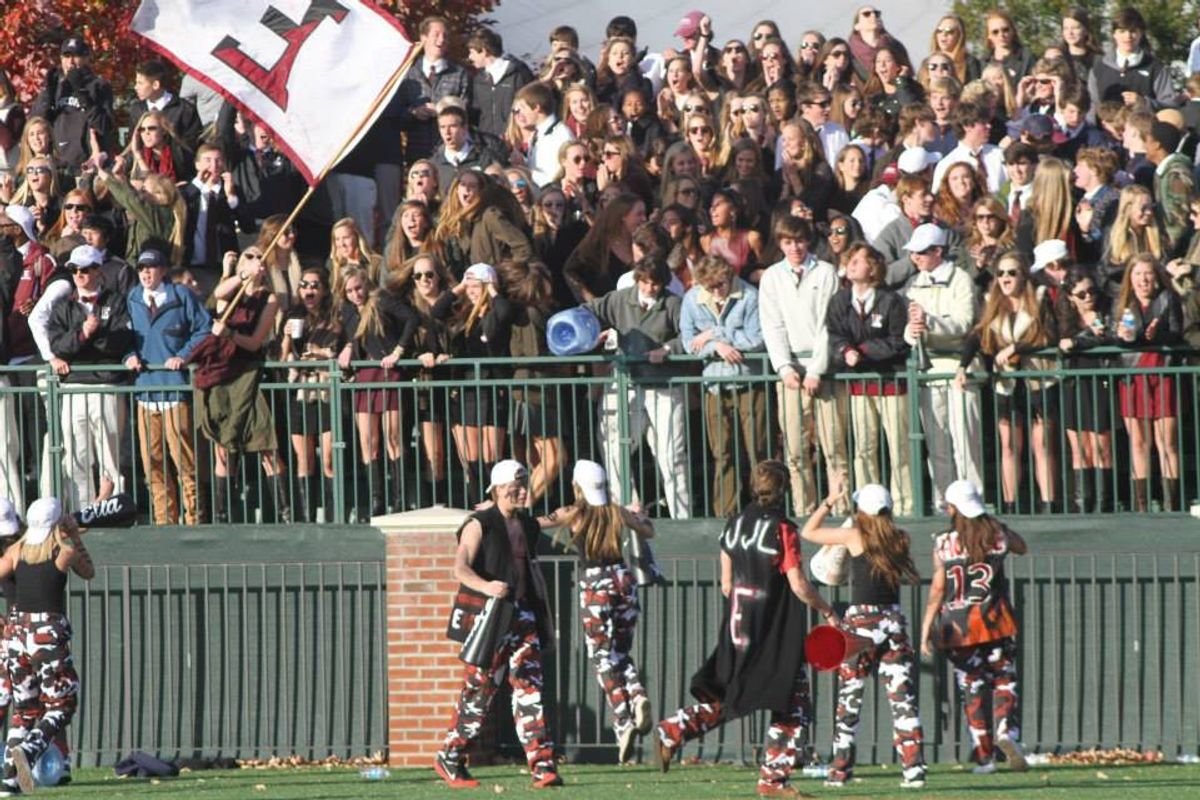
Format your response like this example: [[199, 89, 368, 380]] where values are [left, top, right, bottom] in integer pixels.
[[852, 484, 892, 515], [897, 147, 940, 174], [1031, 239, 1068, 273], [903, 223, 948, 253], [944, 479, 987, 518], [68, 244, 104, 269], [572, 459, 609, 506], [0, 498, 19, 537], [485, 459, 528, 493], [24, 497, 62, 545], [463, 262, 497, 284], [3, 205, 36, 243]]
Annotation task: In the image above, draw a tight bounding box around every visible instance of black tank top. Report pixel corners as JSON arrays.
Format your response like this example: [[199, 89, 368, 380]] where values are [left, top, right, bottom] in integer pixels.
[[14, 557, 67, 614], [0, 574, 15, 611], [848, 552, 900, 605]]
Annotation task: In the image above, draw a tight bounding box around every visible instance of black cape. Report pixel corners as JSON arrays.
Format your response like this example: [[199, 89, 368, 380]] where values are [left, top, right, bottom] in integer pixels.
[[689, 503, 810, 717]]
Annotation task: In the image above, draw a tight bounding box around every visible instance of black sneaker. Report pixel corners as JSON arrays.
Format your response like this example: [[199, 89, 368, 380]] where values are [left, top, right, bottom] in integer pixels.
[[433, 752, 479, 789], [0, 779, 22, 797]]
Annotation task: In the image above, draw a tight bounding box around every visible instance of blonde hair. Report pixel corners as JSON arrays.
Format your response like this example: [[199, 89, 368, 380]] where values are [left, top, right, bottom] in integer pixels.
[[142, 173, 187, 265], [1108, 185, 1164, 266], [20, 532, 58, 565], [852, 511, 919, 589], [555, 484, 624, 562], [976, 252, 1048, 353], [1028, 157, 1073, 245], [328, 217, 380, 291]]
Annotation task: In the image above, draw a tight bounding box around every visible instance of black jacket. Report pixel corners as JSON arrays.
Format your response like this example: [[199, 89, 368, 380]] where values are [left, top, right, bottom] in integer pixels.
[[340, 292, 419, 361], [469, 58, 534, 140], [216, 103, 305, 232], [182, 183, 239, 269], [127, 94, 204, 150], [31, 67, 115, 169], [430, 130, 511, 189], [45, 287, 133, 384], [826, 286, 910, 376], [395, 60, 471, 163]]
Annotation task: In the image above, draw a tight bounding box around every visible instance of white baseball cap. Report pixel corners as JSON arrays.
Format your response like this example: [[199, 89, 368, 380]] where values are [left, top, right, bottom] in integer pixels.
[[1031, 239, 1068, 273], [24, 497, 62, 545], [904, 223, 949, 253], [464, 262, 497, 284], [944, 479, 987, 518], [572, 460, 609, 506], [852, 484, 892, 515], [897, 147, 940, 174], [3, 205, 36, 243], [485, 459, 528, 493], [0, 498, 19, 537], [68, 244, 104, 269]]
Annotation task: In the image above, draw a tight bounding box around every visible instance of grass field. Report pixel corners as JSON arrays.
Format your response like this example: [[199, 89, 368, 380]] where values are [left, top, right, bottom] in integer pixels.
[[25, 762, 1200, 798]]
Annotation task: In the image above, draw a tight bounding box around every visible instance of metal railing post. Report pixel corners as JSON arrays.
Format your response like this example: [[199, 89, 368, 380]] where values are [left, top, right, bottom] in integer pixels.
[[328, 361, 346, 522], [44, 366, 63, 498], [906, 350, 924, 516], [616, 359, 633, 504]]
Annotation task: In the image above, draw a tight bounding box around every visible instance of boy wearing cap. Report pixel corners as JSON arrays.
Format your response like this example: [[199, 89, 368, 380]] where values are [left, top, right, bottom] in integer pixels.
[[656, 460, 839, 797], [920, 480, 1029, 776], [900, 225, 983, 512], [30, 35, 114, 170], [0, 496, 94, 796], [437, 460, 562, 789], [125, 246, 213, 525], [45, 246, 132, 512]]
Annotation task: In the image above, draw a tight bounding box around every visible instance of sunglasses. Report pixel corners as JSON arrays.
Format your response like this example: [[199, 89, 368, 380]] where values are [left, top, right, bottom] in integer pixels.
[[830, 225, 850, 236], [569, 155, 588, 164], [689, 126, 713, 135], [752, 32, 769, 41], [860, 9, 880, 18], [1036, 78, 1054, 85], [409, 169, 433, 178], [242, 253, 263, 261], [298, 279, 323, 289], [989, 26, 1011, 35], [1071, 287, 1097, 299], [724, 45, 746, 53], [762, 52, 783, 61], [511, 178, 529, 188], [25, 166, 50, 176], [69, 265, 98, 274], [603, 150, 622, 158], [975, 213, 999, 221], [806, 99, 832, 108], [682, 104, 706, 113], [799, 42, 821, 50], [678, 187, 699, 196], [830, 50, 849, 58], [742, 103, 762, 113], [413, 271, 437, 281], [138, 125, 160, 133], [936, 26, 959, 35], [997, 268, 1021, 278], [929, 62, 952, 71], [64, 203, 91, 212]]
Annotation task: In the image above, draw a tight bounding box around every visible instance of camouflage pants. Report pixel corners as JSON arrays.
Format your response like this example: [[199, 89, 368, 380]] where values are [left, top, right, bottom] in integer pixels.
[[579, 564, 645, 735], [3, 613, 79, 785], [658, 673, 812, 790], [948, 637, 1019, 764], [439, 605, 556, 779], [830, 604, 925, 783]]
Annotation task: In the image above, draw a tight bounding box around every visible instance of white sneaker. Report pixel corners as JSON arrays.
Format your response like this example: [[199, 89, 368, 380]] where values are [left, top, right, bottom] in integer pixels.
[[617, 725, 637, 764], [973, 761, 997, 775], [900, 778, 926, 789], [823, 779, 845, 788], [997, 737, 1029, 772], [633, 696, 653, 735]]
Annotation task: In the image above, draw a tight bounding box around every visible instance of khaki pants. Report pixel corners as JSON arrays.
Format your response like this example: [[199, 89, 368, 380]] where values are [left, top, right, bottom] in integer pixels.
[[702, 387, 767, 517], [599, 385, 690, 519], [60, 387, 122, 512], [918, 381, 983, 509], [137, 402, 202, 525], [776, 381, 850, 514], [850, 392, 912, 516]]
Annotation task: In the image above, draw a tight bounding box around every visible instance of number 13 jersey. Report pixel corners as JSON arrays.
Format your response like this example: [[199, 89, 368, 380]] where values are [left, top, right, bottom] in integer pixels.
[[931, 527, 1018, 649]]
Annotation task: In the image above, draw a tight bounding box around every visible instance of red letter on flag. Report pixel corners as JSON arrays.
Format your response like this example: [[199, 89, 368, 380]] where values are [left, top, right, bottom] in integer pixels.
[[211, 0, 349, 111]]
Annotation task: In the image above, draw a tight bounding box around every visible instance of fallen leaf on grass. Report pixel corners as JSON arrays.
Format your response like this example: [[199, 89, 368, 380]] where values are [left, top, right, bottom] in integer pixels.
[[492, 786, 504, 794], [1096, 771, 1109, 780], [150, 779, 160, 785], [255, 784, 268, 791]]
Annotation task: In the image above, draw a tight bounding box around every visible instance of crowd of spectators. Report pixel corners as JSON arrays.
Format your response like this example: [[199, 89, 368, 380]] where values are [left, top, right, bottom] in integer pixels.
[[0, 7, 1199, 523]]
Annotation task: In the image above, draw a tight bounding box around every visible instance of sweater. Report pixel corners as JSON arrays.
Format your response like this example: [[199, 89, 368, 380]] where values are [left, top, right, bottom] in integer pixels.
[[758, 256, 839, 379]]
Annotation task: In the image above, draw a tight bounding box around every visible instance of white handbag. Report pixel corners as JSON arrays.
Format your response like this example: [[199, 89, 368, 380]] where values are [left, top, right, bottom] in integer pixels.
[[809, 517, 853, 586]]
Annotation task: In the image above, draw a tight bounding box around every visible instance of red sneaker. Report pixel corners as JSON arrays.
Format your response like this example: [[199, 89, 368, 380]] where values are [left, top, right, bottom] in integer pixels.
[[434, 753, 480, 789]]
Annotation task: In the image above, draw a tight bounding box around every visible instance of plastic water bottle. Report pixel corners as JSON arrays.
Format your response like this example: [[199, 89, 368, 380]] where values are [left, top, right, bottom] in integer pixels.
[[33, 746, 65, 787], [360, 766, 391, 780], [1121, 308, 1136, 331], [1177, 754, 1200, 764], [546, 307, 602, 356]]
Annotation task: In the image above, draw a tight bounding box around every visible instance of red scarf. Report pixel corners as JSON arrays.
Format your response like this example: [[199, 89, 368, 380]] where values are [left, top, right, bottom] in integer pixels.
[[142, 145, 176, 180]]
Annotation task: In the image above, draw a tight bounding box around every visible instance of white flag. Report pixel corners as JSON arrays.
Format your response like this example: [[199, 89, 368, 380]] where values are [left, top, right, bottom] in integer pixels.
[[132, 0, 414, 184]]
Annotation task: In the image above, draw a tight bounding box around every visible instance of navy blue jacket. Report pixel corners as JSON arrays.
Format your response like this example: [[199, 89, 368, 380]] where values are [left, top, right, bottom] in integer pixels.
[[127, 282, 212, 402]]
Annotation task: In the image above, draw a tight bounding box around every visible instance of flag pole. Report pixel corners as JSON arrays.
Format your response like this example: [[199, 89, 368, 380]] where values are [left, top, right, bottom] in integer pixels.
[[218, 42, 424, 323]]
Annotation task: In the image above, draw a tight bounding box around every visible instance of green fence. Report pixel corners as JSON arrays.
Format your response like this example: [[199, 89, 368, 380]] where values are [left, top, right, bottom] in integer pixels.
[[64, 524, 1200, 765], [5, 346, 1199, 525]]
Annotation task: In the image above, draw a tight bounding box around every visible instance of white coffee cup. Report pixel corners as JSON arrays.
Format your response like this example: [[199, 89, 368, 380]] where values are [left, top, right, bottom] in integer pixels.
[[289, 318, 305, 338]]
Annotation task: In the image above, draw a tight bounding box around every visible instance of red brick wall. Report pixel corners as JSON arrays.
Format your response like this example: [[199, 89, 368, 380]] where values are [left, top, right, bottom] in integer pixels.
[[381, 508, 470, 768]]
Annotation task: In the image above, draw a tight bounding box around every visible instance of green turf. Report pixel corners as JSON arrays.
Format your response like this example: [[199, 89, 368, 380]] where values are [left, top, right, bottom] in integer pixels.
[[25, 762, 1200, 798]]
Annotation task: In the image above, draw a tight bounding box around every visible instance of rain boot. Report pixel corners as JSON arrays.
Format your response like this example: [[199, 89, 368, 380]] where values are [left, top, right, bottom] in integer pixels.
[[370, 459, 385, 517], [322, 476, 336, 523], [1163, 478, 1179, 512], [1093, 468, 1111, 513], [214, 474, 229, 524], [1073, 469, 1090, 514], [273, 474, 293, 524], [1134, 479, 1149, 512]]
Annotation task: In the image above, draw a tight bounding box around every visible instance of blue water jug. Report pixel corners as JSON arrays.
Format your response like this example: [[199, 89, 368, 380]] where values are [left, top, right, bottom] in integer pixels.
[[34, 744, 65, 787], [546, 307, 601, 356]]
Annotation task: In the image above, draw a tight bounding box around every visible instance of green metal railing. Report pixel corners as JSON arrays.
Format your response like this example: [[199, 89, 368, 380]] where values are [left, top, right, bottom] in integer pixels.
[[3, 345, 1197, 523]]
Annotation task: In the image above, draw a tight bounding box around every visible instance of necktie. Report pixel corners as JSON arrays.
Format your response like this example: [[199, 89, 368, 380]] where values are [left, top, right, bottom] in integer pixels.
[[857, 299, 868, 320], [80, 294, 98, 305], [427, 64, 437, 84], [148, 294, 159, 320], [1009, 188, 1022, 226], [973, 150, 989, 188]]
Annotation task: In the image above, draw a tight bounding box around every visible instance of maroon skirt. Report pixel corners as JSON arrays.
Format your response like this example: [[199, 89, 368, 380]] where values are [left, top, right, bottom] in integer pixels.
[[352, 366, 401, 414]]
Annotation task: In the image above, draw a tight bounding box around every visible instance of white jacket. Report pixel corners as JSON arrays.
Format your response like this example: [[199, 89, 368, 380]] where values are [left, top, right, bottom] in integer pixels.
[[900, 261, 976, 373], [852, 184, 901, 244], [758, 256, 840, 378]]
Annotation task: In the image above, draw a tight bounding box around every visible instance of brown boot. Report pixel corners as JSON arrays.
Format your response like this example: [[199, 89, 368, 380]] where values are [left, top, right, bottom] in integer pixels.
[[1163, 478, 1179, 512], [1133, 479, 1149, 512]]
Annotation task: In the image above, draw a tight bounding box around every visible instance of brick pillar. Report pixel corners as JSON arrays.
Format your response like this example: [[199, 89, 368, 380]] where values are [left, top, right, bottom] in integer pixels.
[[379, 506, 471, 768]]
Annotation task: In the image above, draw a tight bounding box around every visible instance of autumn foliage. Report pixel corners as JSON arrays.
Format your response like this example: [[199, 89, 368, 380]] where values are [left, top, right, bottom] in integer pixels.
[[0, 0, 498, 105]]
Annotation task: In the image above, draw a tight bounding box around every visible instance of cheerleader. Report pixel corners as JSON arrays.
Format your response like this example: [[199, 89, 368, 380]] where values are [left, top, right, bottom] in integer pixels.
[[537, 460, 654, 763], [0, 497, 94, 796], [919, 479, 1029, 774], [801, 477, 927, 789], [656, 461, 839, 797]]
